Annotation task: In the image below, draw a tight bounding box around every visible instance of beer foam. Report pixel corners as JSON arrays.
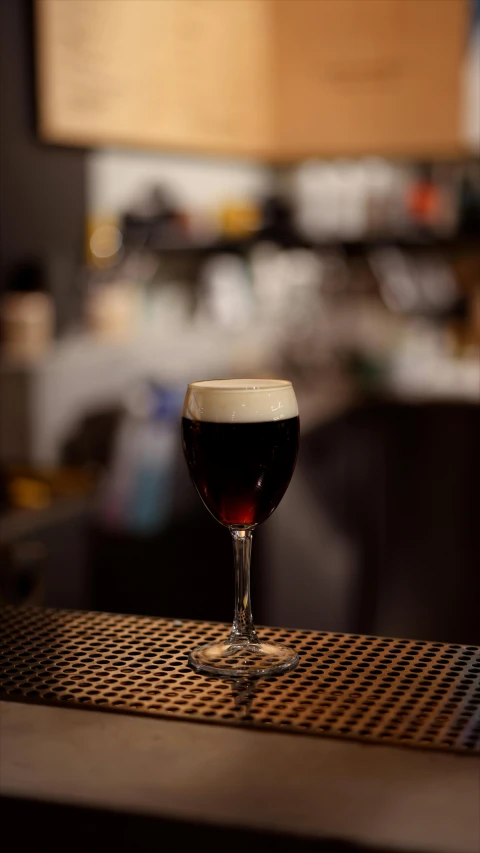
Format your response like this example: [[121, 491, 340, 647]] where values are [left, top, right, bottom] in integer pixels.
[[183, 379, 298, 423]]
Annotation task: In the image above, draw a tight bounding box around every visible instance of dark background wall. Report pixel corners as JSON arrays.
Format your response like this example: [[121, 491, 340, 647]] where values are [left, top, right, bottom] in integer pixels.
[[0, 0, 86, 306]]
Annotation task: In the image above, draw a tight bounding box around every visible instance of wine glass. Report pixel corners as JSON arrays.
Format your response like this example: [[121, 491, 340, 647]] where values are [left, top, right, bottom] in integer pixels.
[[182, 378, 299, 677]]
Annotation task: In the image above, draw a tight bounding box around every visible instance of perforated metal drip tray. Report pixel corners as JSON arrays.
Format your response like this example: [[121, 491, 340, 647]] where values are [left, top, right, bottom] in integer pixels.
[[1, 607, 479, 753]]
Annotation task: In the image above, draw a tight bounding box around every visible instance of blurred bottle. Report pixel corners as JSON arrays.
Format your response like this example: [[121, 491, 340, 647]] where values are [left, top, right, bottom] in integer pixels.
[[197, 254, 253, 330], [85, 279, 138, 342], [98, 383, 181, 535], [0, 260, 54, 362], [405, 163, 457, 238], [121, 185, 187, 249], [366, 160, 413, 238], [339, 161, 369, 241], [294, 162, 341, 241]]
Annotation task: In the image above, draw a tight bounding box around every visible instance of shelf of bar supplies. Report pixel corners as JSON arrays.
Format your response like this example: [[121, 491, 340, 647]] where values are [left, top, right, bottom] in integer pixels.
[[122, 231, 480, 258]]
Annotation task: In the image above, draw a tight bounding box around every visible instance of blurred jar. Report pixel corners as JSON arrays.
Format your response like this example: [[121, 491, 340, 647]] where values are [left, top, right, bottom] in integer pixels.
[[85, 281, 137, 342], [0, 291, 54, 362]]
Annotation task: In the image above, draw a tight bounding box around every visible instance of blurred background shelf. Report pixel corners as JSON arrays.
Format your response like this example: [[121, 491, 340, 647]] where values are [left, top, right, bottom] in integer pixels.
[[0, 0, 478, 649], [124, 235, 480, 257]]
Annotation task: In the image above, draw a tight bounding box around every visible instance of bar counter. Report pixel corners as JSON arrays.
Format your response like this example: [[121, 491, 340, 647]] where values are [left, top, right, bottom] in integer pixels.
[[1, 606, 479, 852]]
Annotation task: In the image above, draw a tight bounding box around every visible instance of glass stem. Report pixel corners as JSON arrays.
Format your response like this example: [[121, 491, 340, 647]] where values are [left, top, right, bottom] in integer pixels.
[[229, 527, 259, 645]]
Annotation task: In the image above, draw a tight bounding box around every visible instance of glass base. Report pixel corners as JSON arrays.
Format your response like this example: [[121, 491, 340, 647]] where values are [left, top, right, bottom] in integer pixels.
[[188, 639, 299, 678]]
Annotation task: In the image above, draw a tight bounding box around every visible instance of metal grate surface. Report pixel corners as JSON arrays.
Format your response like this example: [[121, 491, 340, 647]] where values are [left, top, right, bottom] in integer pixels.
[[1, 607, 479, 753]]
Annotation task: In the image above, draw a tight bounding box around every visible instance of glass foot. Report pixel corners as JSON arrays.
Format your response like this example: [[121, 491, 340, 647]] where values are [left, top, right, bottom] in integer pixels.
[[188, 639, 299, 678]]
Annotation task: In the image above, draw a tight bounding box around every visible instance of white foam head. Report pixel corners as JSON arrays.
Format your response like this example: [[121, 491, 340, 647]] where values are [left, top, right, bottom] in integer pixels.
[[183, 378, 298, 423]]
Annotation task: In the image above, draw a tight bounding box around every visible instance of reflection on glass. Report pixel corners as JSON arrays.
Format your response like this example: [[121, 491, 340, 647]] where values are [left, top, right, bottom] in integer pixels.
[[230, 679, 258, 720]]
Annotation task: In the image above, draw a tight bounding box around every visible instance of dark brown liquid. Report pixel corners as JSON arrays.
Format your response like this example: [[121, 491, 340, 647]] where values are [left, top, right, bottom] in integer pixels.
[[182, 416, 299, 526]]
